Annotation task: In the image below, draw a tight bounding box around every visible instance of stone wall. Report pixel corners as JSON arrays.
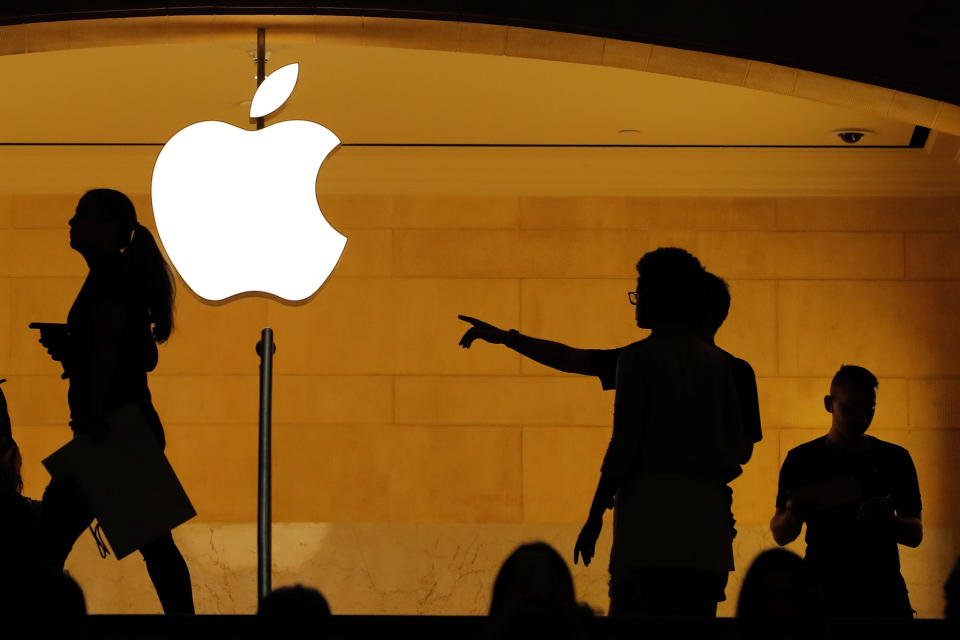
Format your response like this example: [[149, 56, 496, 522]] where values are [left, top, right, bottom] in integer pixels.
[[3, 193, 959, 616]]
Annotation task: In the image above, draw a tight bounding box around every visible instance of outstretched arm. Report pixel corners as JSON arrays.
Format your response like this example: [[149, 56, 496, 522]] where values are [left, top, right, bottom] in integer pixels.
[[458, 315, 594, 375]]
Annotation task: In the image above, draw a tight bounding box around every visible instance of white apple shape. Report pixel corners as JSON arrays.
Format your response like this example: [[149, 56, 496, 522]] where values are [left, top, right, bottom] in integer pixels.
[[151, 63, 346, 302]]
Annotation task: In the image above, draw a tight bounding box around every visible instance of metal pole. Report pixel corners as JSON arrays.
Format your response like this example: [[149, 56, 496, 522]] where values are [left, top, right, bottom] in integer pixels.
[[257, 327, 275, 607], [254, 27, 270, 610], [255, 27, 266, 131]]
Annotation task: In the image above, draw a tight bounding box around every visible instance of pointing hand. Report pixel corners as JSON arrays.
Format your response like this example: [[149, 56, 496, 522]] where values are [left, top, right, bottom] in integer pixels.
[[457, 315, 508, 348]]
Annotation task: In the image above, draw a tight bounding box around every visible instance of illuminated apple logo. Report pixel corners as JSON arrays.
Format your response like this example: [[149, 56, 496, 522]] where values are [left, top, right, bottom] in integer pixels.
[[151, 63, 346, 302]]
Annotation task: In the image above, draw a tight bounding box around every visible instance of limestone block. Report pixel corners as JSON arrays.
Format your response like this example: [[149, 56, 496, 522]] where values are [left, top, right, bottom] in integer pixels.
[[163, 424, 258, 522], [0, 230, 86, 277], [394, 229, 649, 278], [394, 376, 613, 427], [24, 21, 73, 53], [714, 280, 778, 377], [11, 194, 77, 228], [647, 46, 750, 86], [8, 278, 83, 375], [274, 375, 393, 425], [0, 195, 12, 227], [601, 39, 652, 72], [56, 521, 951, 617], [317, 194, 395, 229], [415, 521, 614, 615], [730, 432, 781, 526], [908, 379, 960, 430], [362, 17, 460, 52], [393, 196, 520, 229], [519, 278, 643, 368], [149, 375, 258, 425], [311, 16, 367, 47], [268, 278, 519, 376], [758, 377, 907, 430], [70, 17, 171, 50], [504, 27, 604, 65], [777, 281, 960, 377], [0, 375, 70, 426], [271, 424, 521, 523], [794, 70, 894, 118], [521, 426, 610, 523], [331, 229, 392, 278], [933, 102, 960, 135], [906, 233, 960, 279], [645, 230, 904, 279], [0, 25, 27, 56], [869, 429, 960, 528], [272, 424, 421, 522], [889, 92, 941, 129], [154, 293, 269, 375], [519, 197, 777, 232], [899, 526, 955, 618], [775, 197, 960, 232], [744, 61, 798, 96], [459, 22, 508, 56]]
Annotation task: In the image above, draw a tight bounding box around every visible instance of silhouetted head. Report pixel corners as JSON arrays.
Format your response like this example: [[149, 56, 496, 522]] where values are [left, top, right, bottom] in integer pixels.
[[0, 567, 87, 639], [485, 542, 587, 640], [736, 548, 823, 640], [633, 248, 705, 331], [258, 584, 331, 637], [70, 189, 175, 342], [0, 437, 23, 494], [699, 272, 731, 341], [946, 556, 960, 619], [825, 365, 878, 441], [490, 542, 576, 617]]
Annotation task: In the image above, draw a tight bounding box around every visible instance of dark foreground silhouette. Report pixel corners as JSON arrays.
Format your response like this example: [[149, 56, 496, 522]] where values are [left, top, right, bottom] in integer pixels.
[[460, 248, 756, 616], [33, 189, 194, 614], [771, 365, 923, 619]]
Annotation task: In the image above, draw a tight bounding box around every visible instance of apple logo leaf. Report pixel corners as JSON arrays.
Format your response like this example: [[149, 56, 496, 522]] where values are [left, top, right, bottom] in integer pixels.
[[250, 63, 299, 119]]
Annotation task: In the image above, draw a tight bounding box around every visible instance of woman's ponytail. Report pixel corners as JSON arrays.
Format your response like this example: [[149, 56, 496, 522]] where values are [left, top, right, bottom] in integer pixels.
[[78, 189, 176, 343], [126, 223, 175, 343]]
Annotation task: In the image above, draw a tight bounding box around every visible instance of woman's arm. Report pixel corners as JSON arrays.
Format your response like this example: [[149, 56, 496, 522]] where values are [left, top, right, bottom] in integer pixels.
[[83, 302, 127, 437]]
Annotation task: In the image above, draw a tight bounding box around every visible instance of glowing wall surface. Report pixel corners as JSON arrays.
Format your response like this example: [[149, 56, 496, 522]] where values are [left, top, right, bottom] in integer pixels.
[[2, 192, 959, 616]]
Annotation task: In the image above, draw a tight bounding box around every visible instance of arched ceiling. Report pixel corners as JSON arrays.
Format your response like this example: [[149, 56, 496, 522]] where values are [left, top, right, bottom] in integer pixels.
[[1, 1, 959, 106]]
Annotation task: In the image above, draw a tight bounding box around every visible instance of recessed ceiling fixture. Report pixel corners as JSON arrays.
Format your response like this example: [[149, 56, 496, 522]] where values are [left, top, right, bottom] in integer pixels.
[[618, 129, 642, 134], [832, 128, 873, 144]]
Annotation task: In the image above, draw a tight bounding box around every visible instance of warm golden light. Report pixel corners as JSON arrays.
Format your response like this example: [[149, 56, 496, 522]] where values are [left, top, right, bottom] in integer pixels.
[[1, 15, 959, 620]]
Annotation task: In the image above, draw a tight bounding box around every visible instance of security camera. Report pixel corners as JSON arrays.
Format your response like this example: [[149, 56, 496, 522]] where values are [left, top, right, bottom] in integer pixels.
[[833, 129, 871, 144]]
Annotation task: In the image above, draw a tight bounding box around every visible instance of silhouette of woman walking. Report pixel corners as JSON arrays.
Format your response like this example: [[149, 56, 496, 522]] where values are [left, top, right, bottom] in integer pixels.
[[36, 189, 194, 614]]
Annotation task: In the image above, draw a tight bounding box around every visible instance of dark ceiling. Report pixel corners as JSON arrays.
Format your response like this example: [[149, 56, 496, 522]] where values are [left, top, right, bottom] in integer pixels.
[[2, 1, 959, 106]]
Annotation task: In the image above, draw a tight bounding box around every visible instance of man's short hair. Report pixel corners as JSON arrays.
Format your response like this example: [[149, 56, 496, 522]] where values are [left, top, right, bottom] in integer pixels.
[[704, 272, 731, 334], [831, 365, 878, 393], [636, 247, 704, 327]]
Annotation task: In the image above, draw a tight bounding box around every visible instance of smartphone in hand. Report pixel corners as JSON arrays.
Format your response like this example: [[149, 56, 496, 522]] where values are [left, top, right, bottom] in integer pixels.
[[29, 322, 70, 378]]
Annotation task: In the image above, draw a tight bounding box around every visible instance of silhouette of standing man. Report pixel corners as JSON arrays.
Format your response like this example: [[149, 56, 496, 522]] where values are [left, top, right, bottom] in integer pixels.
[[34, 189, 194, 614], [771, 365, 922, 618], [460, 248, 751, 616]]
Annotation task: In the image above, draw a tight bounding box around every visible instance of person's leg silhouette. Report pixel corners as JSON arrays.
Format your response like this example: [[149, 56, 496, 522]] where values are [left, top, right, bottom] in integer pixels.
[[140, 532, 195, 614], [39, 475, 94, 569]]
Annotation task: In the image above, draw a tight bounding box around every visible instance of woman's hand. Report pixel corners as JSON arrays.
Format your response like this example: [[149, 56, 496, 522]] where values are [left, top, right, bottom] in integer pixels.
[[36, 324, 70, 363], [573, 514, 603, 567], [457, 315, 509, 348]]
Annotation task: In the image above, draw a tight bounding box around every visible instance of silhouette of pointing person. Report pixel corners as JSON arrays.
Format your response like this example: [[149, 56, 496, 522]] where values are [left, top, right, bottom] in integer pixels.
[[35, 189, 194, 614], [460, 248, 751, 616]]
